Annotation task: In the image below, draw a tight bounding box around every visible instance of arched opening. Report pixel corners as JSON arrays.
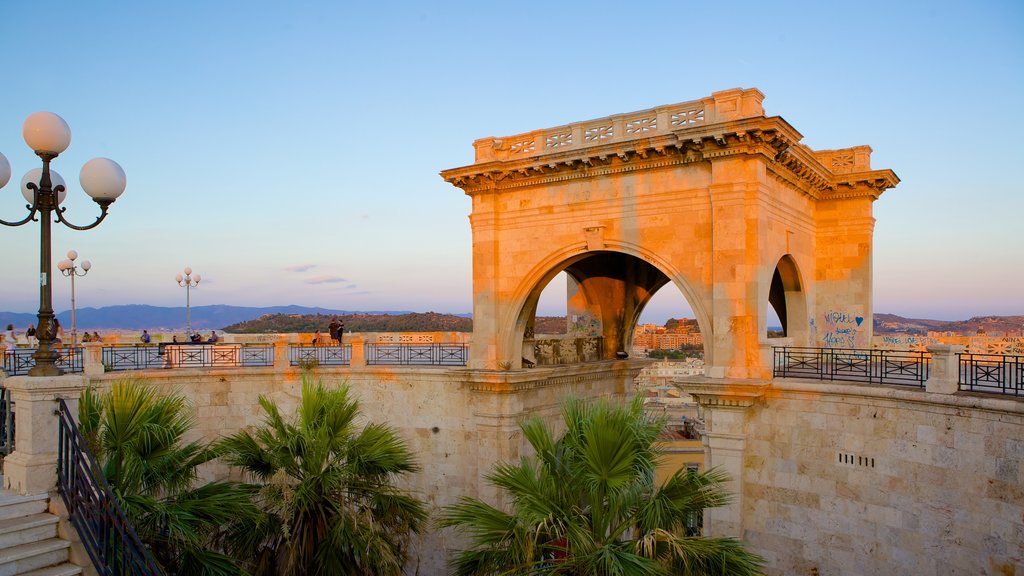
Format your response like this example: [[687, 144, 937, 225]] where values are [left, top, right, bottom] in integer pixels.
[[767, 255, 807, 343], [517, 251, 707, 367]]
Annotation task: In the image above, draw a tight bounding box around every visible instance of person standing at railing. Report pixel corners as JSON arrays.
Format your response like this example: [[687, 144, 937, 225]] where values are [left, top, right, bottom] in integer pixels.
[[3, 325, 16, 362], [51, 318, 64, 346], [328, 318, 341, 346], [25, 323, 36, 347]]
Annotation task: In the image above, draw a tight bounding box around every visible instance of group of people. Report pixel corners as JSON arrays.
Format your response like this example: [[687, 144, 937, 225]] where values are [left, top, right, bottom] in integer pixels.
[[311, 318, 345, 346], [3, 320, 67, 348], [166, 331, 219, 344]]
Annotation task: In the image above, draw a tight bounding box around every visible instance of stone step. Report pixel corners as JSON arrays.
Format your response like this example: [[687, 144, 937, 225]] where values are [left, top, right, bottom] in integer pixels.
[[21, 564, 82, 576], [0, 538, 71, 576], [0, 514, 58, 549], [0, 495, 48, 523]]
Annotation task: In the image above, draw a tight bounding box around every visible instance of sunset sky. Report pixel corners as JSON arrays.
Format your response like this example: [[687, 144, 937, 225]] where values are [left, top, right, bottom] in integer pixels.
[[1, 1, 1021, 323]]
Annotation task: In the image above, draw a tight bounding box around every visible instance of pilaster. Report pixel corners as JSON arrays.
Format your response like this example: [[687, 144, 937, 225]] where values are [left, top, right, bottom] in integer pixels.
[[676, 377, 767, 537]]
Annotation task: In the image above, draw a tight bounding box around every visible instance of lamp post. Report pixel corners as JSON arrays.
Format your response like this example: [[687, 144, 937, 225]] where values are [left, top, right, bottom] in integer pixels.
[[57, 250, 91, 348], [176, 267, 200, 337], [0, 112, 126, 377]]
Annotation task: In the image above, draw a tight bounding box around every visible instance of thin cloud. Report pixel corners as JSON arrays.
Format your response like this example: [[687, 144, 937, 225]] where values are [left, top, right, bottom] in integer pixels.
[[305, 275, 347, 285], [286, 264, 316, 273]]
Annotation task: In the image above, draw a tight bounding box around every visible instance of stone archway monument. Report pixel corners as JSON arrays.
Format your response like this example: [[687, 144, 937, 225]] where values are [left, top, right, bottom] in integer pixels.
[[442, 88, 898, 379]]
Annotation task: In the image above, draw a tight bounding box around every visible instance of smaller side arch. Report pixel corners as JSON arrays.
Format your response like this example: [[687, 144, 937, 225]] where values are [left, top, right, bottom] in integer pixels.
[[767, 254, 808, 345]]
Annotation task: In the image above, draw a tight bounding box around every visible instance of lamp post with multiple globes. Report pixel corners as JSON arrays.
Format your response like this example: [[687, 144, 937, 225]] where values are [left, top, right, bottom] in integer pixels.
[[0, 112, 126, 376], [176, 267, 201, 337], [57, 250, 91, 348]]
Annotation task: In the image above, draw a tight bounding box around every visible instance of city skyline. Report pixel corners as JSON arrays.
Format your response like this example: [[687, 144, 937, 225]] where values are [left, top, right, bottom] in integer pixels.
[[1, 1, 1021, 323]]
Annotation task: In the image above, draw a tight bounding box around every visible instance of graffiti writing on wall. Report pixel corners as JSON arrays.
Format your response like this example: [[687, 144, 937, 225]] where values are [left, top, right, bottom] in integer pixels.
[[569, 313, 602, 337], [820, 310, 863, 348], [870, 335, 1024, 355]]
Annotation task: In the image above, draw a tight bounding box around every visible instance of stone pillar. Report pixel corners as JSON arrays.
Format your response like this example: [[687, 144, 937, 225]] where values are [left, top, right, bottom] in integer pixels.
[[678, 378, 766, 537], [926, 344, 965, 395], [350, 337, 366, 368], [3, 374, 86, 495], [82, 342, 104, 377], [273, 337, 290, 371]]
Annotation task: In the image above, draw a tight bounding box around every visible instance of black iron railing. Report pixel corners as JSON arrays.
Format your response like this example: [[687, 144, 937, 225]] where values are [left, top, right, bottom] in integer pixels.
[[56, 398, 163, 575], [2, 347, 83, 376], [288, 344, 351, 367], [773, 347, 929, 387], [366, 343, 468, 366], [0, 388, 12, 455], [102, 343, 275, 371], [103, 345, 166, 371], [959, 354, 1024, 396]]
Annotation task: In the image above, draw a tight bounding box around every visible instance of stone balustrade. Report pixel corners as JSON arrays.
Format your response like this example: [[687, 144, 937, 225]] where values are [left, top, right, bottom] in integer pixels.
[[471, 88, 768, 163]]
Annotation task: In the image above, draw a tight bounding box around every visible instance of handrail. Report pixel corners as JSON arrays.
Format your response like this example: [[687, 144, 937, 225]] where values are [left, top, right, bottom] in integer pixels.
[[366, 343, 468, 366], [102, 343, 275, 371], [56, 398, 163, 575], [2, 347, 83, 376], [959, 353, 1024, 396], [0, 388, 12, 455], [772, 346, 929, 387], [288, 344, 352, 367]]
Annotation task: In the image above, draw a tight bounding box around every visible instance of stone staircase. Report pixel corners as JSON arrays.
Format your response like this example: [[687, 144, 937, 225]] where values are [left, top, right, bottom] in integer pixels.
[[0, 492, 82, 576]]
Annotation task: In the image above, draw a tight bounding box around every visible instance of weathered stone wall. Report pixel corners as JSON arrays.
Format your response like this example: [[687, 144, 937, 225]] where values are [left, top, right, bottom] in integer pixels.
[[79, 361, 638, 574], [740, 380, 1023, 575]]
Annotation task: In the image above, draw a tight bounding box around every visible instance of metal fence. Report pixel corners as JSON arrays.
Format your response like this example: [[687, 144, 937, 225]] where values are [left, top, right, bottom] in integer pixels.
[[56, 398, 162, 575], [102, 343, 275, 371], [773, 347, 930, 387], [103, 345, 166, 371], [2, 347, 84, 376], [289, 344, 352, 367], [0, 388, 12, 455], [959, 354, 1024, 396], [366, 343, 468, 366]]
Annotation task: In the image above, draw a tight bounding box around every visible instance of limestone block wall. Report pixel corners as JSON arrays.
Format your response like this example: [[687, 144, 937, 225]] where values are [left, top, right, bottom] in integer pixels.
[[79, 361, 637, 574], [741, 380, 1024, 575]]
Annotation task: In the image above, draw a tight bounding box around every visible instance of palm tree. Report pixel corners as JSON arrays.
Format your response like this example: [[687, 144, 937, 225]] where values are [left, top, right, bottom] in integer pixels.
[[439, 396, 764, 575], [78, 378, 259, 575], [217, 376, 428, 576]]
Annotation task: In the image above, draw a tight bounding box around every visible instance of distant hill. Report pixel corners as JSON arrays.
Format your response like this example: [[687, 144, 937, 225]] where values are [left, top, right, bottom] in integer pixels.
[[224, 312, 473, 333], [0, 305, 417, 332], [874, 313, 1024, 336]]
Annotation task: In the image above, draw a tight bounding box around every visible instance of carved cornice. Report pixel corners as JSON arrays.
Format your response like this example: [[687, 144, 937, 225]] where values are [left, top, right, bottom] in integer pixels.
[[441, 117, 801, 196], [675, 377, 769, 409], [442, 115, 899, 202], [463, 363, 643, 393]]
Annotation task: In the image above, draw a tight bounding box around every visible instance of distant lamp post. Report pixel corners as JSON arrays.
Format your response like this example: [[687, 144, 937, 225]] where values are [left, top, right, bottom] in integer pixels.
[[57, 250, 91, 348], [176, 267, 201, 336], [0, 112, 126, 376]]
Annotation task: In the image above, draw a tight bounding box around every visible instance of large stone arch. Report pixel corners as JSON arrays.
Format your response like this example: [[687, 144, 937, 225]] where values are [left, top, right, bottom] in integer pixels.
[[442, 87, 897, 377], [501, 244, 713, 369]]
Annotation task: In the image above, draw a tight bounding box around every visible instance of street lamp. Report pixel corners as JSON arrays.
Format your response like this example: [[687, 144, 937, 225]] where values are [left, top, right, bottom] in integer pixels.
[[176, 267, 200, 337], [57, 250, 91, 348], [0, 112, 126, 376]]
